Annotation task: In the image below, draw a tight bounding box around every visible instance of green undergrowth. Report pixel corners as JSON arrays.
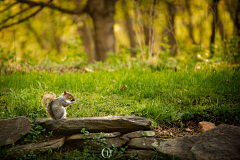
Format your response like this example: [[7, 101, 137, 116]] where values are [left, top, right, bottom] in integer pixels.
[[0, 66, 240, 126]]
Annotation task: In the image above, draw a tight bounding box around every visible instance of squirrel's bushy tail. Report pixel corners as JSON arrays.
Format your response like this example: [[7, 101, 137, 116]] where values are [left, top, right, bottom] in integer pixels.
[[42, 94, 55, 106]]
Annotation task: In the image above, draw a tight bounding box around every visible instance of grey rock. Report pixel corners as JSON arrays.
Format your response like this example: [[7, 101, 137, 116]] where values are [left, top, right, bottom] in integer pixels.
[[158, 124, 240, 160], [0, 116, 31, 146], [126, 124, 240, 160], [66, 132, 121, 142], [77, 137, 130, 148], [122, 130, 155, 138], [8, 137, 65, 156], [127, 137, 164, 150], [190, 124, 240, 160], [35, 116, 151, 135], [158, 135, 198, 160]]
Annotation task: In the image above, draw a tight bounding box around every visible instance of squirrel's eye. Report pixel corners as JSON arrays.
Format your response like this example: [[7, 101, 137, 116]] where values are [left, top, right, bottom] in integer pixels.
[[68, 94, 70, 96]]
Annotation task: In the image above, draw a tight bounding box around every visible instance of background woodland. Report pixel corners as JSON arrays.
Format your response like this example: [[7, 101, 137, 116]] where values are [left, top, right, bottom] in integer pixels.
[[0, 0, 239, 70]]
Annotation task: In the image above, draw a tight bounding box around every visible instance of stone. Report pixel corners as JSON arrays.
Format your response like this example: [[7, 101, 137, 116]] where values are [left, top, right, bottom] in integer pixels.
[[77, 137, 130, 148], [121, 130, 155, 138], [158, 135, 198, 160], [0, 116, 31, 146], [157, 124, 240, 160], [66, 132, 121, 142], [190, 124, 240, 160], [124, 149, 155, 159], [8, 137, 65, 156], [199, 121, 216, 133], [34, 116, 151, 135], [127, 137, 164, 150]]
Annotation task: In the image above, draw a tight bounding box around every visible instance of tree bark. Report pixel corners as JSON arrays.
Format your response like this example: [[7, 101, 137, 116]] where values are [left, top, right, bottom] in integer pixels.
[[73, 0, 94, 62], [81, 21, 94, 63], [236, 0, 240, 36], [50, 10, 62, 54], [210, 0, 219, 56], [122, 0, 136, 57], [144, 26, 150, 46], [148, 0, 157, 58], [185, 0, 197, 44], [226, 0, 240, 36], [72, 14, 95, 63], [87, 0, 116, 61], [235, 0, 240, 36], [165, 1, 177, 56]]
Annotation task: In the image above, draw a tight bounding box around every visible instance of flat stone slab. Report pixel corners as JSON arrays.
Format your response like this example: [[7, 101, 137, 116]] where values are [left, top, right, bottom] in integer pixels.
[[128, 137, 164, 150], [122, 130, 155, 138], [35, 116, 151, 135], [8, 137, 65, 156], [66, 132, 121, 142], [0, 116, 31, 146]]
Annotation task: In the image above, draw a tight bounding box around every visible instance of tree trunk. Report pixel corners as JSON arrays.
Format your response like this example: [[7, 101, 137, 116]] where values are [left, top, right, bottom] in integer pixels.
[[226, 0, 240, 36], [122, 0, 136, 57], [80, 21, 95, 62], [219, 20, 226, 40], [144, 26, 150, 46], [87, 0, 116, 62], [72, 14, 95, 63], [165, 2, 177, 56], [185, 0, 197, 44], [148, 0, 157, 58], [236, 0, 240, 36], [210, 0, 219, 56]]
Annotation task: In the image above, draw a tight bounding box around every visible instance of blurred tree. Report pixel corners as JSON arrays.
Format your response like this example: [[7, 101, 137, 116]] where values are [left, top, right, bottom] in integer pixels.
[[49, 9, 62, 54], [142, 0, 156, 58], [185, 0, 197, 44], [122, 0, 137, 57], [164, 0, 177, 56], [225, 0, 240, 36], [71, 0, 95, 63], [210, 0, 220, 56], [0, 0, 116, 62], [74, 16, 95, 63]]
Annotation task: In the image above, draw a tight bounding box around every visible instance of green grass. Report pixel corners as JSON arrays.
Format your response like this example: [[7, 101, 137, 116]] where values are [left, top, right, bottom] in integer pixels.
[[0, 66, 240, 125]]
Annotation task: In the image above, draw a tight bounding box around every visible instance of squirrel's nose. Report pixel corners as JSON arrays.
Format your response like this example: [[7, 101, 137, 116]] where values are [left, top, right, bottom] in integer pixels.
[[71, 99, 75, 101]]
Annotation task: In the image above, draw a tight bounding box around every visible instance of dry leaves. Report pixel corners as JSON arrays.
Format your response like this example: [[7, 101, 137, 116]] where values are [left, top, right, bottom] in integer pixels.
[[120, 85, 127, 90]]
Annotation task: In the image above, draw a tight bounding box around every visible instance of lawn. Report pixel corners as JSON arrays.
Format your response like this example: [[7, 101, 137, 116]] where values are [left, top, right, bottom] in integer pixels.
[[1, 66, 239, 126]]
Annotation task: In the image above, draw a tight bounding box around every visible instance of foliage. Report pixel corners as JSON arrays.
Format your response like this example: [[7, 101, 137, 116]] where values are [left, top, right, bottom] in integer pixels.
[[1, 65, 239, 126], [19, 122, 53, 143], [0, 0, 239, 70]]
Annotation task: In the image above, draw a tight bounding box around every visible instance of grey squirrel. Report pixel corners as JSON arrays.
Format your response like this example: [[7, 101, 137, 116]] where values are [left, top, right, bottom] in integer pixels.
[[42, 90, 76, 120]]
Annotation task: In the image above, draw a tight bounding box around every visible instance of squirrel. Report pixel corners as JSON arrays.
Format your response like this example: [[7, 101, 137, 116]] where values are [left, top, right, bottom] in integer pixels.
[[42, 90, 76, 120]]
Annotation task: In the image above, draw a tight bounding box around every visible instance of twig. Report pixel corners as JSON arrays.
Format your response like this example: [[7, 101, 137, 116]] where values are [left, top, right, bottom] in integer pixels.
[[17, 0, 87, 15], [0, 7, 43, 31], [0, 2, 18, 14], [0, 6, 32, 25]]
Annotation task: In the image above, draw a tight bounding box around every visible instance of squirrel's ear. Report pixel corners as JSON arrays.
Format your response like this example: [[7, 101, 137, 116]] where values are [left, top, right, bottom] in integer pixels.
[[64, 90, 67, 94]]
